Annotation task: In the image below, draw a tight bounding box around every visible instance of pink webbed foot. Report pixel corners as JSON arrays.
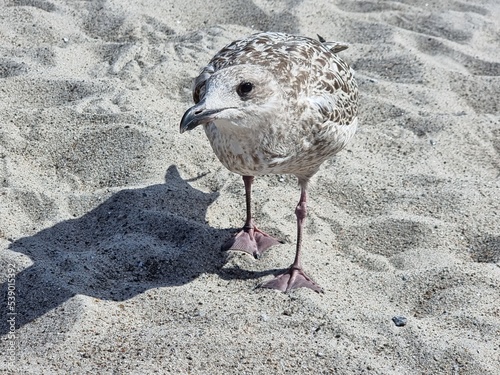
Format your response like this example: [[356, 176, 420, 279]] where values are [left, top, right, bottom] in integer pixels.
[[261, 266, 323, 293], [222, 222, 282, 259]]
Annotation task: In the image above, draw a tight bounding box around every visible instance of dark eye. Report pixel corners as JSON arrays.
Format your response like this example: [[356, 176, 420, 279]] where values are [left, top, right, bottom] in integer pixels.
[[237, 81, 253, 97]]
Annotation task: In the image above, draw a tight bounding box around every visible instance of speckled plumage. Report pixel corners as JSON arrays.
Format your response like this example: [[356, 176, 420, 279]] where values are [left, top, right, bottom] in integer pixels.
[[180, 32, 358, 292], [191, 32, 358, 182]]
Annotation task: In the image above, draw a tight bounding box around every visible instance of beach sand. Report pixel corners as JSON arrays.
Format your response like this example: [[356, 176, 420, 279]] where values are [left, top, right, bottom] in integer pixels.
[[1, 0, 499, 373]]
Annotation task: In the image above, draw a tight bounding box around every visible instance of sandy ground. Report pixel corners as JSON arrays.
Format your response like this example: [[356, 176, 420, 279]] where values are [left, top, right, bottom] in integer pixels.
[[1, 0, 499, 373]]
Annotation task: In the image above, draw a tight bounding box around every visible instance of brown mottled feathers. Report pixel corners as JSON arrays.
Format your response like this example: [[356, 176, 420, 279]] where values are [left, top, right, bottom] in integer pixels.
[[181, 32, 359, 292], [193, 32, 358, 126], [187, 32, 358, 180]]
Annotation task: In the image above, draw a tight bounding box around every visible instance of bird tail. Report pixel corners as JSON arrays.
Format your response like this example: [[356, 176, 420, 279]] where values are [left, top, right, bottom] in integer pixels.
[[317, 34, 349, 53]]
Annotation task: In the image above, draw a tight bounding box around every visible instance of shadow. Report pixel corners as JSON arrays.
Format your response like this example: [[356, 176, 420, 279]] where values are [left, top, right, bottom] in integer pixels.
[[0, 165, 277, 335]]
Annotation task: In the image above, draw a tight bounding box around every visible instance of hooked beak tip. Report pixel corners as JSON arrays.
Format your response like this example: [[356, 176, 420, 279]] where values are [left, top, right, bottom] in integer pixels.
[[179, 100, 214, 133], [180, 102, 229, 134], [180, 106, 200, 133]]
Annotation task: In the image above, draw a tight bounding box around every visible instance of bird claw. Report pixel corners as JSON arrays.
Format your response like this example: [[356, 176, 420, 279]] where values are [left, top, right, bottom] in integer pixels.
[[261, 266, 323, 293], [222, 225, 282, 259]]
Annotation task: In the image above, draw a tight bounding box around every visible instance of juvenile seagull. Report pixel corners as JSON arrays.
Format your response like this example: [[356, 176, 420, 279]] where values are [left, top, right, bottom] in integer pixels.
[[180, 32, 358, 292]]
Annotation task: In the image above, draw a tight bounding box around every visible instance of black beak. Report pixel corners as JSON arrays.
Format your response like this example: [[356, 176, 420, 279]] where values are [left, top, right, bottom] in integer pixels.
[[179, 99, 222, 133]]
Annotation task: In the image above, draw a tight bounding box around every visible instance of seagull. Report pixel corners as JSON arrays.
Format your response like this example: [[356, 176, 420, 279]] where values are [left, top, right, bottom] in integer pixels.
[[180, 32, 358, 293]]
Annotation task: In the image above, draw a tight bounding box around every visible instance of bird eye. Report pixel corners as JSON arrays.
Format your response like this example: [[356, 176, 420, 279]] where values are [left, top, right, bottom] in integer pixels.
[[237, 81, 254, 97]]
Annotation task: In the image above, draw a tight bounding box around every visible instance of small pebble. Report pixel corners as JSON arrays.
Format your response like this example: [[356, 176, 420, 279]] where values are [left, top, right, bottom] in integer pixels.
[[392, 316, 407, 327]]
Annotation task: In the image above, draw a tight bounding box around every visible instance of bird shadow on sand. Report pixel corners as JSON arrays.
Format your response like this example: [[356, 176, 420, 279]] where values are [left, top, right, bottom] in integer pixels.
[[0, 165, 279, 335]]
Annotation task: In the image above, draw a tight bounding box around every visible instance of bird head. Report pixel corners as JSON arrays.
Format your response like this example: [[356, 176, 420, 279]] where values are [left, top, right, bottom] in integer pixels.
[[180, 65, 283, 133]]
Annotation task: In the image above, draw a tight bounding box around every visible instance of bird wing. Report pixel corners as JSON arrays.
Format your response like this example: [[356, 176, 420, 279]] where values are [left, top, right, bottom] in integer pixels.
[[193, 32, 358, 126]]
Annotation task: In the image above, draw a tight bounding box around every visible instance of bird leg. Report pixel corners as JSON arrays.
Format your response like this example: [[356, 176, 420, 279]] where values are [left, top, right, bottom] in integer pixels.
[[222, 175, 282, 259], [261, 186, 323, 293]]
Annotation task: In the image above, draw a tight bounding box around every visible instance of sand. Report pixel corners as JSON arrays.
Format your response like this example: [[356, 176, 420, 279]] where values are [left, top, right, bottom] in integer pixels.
[[1, 0, 499, 373]]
